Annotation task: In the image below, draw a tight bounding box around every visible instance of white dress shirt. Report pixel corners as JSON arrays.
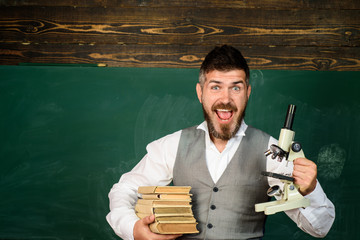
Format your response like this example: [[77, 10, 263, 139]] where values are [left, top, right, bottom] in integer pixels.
[[106, 120, 335, 240]]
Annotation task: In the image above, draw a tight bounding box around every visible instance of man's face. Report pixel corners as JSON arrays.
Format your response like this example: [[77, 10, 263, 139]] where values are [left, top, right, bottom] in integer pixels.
[[196, 69, 251, 141]]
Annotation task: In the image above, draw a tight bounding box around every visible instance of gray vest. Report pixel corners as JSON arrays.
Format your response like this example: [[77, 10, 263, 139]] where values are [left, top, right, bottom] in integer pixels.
[[173, 126, 270, 240]]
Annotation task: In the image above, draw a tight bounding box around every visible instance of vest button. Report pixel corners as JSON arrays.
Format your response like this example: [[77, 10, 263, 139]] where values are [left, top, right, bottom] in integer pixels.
[[207, 223, 213, 229], [213, 187, 218, 192], [210, 205, 216, 210]]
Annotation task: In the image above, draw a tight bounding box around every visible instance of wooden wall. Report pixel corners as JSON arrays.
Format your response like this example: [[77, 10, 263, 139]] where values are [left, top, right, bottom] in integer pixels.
[[0, 0, 359, 70]]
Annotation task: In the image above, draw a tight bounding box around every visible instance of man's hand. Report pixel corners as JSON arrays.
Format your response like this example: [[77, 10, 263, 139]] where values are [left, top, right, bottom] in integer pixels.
[[133, 215, 182, 240], [292, 158, 317, 196]]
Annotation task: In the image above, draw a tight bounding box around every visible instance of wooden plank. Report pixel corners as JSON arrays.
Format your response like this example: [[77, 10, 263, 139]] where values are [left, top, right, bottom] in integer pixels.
[[1, 43, 358, 71], [0, 0, 359, 9], [0, 6, 359, 47]]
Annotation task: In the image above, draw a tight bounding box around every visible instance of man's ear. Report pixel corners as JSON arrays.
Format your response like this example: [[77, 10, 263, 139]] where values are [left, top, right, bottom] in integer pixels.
[[247, 84, 252, 100], [196, 83, 202, 103]]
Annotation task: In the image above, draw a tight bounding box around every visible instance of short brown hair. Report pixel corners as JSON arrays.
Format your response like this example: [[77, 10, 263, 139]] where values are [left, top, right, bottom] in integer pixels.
[[199, 45, 250, 87]]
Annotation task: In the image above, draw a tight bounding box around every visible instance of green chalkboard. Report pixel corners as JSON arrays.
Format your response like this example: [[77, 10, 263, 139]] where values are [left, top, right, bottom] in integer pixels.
[[0, 66, 359, 239]]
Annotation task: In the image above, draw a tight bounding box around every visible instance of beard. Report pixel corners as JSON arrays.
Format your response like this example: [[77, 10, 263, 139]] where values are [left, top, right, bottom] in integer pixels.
[[202, 102, 246, 141]]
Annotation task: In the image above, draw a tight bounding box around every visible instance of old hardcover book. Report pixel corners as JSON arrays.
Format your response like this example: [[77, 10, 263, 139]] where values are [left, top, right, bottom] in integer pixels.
[[135, 204, 193, 216], [137, 199, 191, 206], [136, 213, 196, 223], [141, 194, 192, 200], [149, 222, 199, 234], [138, 186, 191, 194]]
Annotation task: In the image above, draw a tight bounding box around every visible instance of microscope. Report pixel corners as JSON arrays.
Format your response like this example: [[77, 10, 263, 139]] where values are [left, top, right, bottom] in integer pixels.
[[255, 104, 310, 215]]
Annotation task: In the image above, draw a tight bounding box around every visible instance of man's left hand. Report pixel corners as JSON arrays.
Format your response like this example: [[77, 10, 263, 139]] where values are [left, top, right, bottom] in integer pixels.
[[292, 158, 317, 196]]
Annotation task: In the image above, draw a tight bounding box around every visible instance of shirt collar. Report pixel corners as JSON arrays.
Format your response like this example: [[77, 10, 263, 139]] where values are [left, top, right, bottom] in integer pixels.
[[197, 119, 248, 139]]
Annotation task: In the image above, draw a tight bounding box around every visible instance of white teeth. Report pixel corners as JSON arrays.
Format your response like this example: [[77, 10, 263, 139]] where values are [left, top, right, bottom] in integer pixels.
[[217, 109, 231, 112]]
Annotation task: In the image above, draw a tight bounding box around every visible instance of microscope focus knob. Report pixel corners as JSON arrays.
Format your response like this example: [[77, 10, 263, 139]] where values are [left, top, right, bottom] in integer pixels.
[[291, 142, 302, 152], [267, 185, 282, 197]]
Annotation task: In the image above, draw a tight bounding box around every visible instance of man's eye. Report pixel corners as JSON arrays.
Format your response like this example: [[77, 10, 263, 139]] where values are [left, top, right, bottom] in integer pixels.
[[211, 86, 220, 90], [233, 86, 240, 91]]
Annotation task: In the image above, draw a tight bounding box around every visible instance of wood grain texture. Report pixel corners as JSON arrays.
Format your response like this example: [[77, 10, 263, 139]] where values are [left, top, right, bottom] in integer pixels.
[[1, 43, 358, 71], [1, 0, 359, 9], [0, 1, 359, 70], [0, 7, 359, 47]]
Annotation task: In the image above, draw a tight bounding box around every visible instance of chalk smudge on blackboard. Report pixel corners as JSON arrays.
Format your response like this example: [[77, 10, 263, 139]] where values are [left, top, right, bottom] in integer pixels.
[[134, 94, 201, 159], [317, 144, 346, 180], [250, 70, 264, 87]]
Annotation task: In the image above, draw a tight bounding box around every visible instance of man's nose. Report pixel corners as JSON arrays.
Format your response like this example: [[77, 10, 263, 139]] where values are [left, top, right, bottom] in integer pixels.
[[220, 89, 231, 103]]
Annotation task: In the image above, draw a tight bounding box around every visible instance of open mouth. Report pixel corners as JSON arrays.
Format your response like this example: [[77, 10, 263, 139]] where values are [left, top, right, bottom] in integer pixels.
[[215, 109, 234, 121]]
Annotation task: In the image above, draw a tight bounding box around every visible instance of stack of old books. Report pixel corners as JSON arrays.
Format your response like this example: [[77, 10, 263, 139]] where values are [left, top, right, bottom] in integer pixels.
[[135, 186, 199, 234]]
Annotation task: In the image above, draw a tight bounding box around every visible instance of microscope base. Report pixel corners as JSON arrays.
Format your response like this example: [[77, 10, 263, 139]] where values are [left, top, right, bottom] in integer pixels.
[[255, 198, 310, 215]]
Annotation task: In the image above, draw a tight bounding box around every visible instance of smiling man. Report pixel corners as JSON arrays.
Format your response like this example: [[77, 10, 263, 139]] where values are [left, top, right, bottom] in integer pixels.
[[106, 45, 335, 240]]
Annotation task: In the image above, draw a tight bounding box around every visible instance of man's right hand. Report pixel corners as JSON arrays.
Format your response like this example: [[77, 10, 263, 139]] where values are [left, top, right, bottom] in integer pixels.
[[133, 215, 182, 240]]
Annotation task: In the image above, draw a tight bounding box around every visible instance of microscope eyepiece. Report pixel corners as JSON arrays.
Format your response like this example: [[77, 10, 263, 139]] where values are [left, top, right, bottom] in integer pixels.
[[283, 104, 296, 130]]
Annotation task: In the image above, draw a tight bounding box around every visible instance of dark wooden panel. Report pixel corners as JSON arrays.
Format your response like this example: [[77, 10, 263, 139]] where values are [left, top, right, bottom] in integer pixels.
[[0, 2, 359, 70], [1, 0, 359, 9], [0, 6, 359, 47], [1, 43, 358, 71]]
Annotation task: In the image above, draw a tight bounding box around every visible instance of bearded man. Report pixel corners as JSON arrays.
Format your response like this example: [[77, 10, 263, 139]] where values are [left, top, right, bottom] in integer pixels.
[[106, 45, 335, 240]]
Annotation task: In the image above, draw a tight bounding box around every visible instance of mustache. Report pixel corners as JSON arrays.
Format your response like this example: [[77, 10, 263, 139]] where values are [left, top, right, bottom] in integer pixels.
[[211, 102, 238, 112]]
